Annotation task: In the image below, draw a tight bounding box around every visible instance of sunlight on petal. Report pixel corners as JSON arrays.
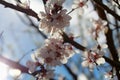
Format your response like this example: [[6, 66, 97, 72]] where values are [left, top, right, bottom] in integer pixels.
[[78, 74, 88, 80], [9, 69, 21, 77], [0, 62, 8, 80]]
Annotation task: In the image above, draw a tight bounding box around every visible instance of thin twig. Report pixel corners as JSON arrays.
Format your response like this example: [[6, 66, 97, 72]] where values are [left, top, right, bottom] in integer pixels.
[[64, 64, 77, 80], [25, 15, 47, 39], [90, 0, 120, 79], [61, 31, 120, 69], [93, 0, 120, 21], [113, 0, 120, 9], [0, 0, 40, 21], [0, 55, 29, 73], [67, 8, 76, 14]]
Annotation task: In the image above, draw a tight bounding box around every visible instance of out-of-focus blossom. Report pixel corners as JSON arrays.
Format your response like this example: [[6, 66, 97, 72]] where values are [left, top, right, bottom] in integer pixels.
[[92, 19, 108, 33], [17, 0, 30, 9], [46, 0, 65, 12], [81, 51, 105, 71], [26, 60, 37, 73], [72, 0, 88, 8], [104, 72, 112, 80], [77, 73, 88, 80], [26, 59, 54, 79], [97, 32, 108, 50], [90, 19, 108, 51], [96, 57, 105, 65], [91, 32, 108, 52], [104, 71, 118, 80], [72, 0, 88, 15], [81, 59, 95, 71], [9, 69, 21, 77], [38, 68, 54, 80], [91, 19, 108, 38]]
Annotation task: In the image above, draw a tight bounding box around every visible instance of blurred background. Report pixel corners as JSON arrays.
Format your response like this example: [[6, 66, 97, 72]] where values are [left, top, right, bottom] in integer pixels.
[[0, 0, 120, 80]]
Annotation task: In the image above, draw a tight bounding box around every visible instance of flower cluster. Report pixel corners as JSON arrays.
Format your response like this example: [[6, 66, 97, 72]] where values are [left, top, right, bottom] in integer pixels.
[[28, 33, 74, 79], [38, 0, 71, 33], [35, 36, 74, 67], [90, 19, 108, 51], [81, 51, 105, 71], [39, 10, 71, 33], [91, 19, 108, 40], [28, 0, 110, 79]]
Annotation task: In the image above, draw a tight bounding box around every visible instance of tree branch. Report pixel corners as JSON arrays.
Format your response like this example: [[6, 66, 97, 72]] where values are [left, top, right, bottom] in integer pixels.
[[64, 64, 77, 80], [24, 15, 47, 39], [93, 0, 120, 21], [89, 0, 120, 79], [0, 55, 29, 73], [62, 32, 120, 69], [0, 0, 40, 21], [94, 0, 120, 79]]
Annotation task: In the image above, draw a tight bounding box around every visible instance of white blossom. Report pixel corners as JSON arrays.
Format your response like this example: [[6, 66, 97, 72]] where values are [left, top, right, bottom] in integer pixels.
[[18, 0, 30, 9], [81, 51, 105, 71], [72, 0, 87, 8], [38, 0, 71, 33], [81, 51, 95, 70], [46, 0, 65, 10], [72, 0, 88, 15], [39, 9, 71, 33], [77, 73, 88, 80], [35, 37, 74, 66], [92, 19, 108, 34], [81, 58, 95, 71], [91, 19, 108, 50], [94, 18, 107, 26], [97, 31, 108, 49], [90, 19, 108, 51]]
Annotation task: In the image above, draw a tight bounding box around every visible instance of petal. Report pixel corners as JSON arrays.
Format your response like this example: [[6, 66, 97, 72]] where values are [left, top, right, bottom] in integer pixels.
[[61, 58, 68, 64], [88, 63, 95, 71], [96, 57, 105, 65], [72, 4, 79, 8], [81, 60, 89, 67], [101, 44, 108, 49], [82, 51, 88, 58]]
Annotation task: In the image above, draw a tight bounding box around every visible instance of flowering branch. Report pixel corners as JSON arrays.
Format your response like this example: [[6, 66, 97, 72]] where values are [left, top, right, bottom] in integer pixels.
[[113, 0, 120, 9], [18, 15, 77, 79], [62, 32, 120, 69], [93, 0, 120, 21], [0, 0, 40, 21], [94, 0, 120, 79], [0, 55, 29, 73], [1, 0, 120, 79]]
